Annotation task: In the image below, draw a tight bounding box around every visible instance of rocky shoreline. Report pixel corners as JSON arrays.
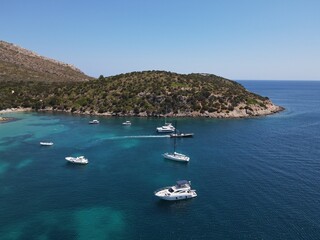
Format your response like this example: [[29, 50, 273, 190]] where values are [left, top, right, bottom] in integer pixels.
[[0, 108, 32, 123], [0, 116, 15, 123], [0, 103, 284, 119]]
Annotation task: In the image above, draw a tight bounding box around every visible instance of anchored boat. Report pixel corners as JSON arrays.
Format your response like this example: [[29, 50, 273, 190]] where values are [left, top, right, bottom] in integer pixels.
[[40, 142, 53, 146], [154, 180, 197, 201], [122, 121, 131, 125], [89, 120, 99, 124], [163, 121, 190, 162], [65, 156, 88, 164]]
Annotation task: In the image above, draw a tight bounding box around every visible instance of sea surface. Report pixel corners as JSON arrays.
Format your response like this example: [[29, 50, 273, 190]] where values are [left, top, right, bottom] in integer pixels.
[[1, 81, 320, 240]]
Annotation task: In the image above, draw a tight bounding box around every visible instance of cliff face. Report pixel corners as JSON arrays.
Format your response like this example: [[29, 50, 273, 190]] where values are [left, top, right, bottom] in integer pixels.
[[0, 40, 92, 82]]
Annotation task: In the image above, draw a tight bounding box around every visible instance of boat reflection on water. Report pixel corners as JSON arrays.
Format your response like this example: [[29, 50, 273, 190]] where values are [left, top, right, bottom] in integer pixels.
[[154, 180, 197, 201]]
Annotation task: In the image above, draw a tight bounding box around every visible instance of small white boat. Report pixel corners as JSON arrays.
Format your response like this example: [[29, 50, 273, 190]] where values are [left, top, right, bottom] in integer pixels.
[[65, 156, 88, 164], [122, 121, 131, 125], [89, 120, 99, 124], [163, 152, 190, 162], [40, 142, 53, 146], [154, 180, 197, 201], [156, 123, 175, 133]]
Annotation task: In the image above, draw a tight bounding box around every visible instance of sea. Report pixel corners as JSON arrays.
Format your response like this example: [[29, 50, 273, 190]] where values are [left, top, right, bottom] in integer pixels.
[[0, 81, 320, 240]]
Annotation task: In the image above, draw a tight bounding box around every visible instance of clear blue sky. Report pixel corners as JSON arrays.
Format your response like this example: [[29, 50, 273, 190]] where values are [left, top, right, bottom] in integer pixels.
[[1, 0, 319, 80]]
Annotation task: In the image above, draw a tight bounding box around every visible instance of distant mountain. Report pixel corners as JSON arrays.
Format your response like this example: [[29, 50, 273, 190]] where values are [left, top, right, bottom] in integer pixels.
[[0, 40, 92, 82], [0, 70, 284, 118]]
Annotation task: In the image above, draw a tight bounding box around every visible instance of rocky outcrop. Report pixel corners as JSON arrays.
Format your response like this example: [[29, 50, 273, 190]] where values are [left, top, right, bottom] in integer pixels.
[[35, 101, 284, 118], [0, 40, 93, 82]]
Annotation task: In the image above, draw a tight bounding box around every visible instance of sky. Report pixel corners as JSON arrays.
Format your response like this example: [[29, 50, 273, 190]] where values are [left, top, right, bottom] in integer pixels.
[[1, 0, 320, 80]]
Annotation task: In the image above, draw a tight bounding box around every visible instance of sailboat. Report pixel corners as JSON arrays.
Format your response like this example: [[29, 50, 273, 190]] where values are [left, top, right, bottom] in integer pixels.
[[162, 122, 190, 162]]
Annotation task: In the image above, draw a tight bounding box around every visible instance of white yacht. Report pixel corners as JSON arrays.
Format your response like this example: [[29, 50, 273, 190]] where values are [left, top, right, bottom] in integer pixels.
[[163, 152, 190, 162], [122, 121, 131, 125], [89, 120, 99, 124], [40, 142, 53, 146], [156, 123, 175, 133], [65, 156, 88, 164], [154, 180, 197, 201]]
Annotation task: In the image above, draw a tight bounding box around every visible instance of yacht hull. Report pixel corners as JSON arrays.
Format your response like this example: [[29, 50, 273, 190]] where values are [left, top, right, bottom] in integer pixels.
[[40, 142, 53, 146], [156, 128, 175, 133], [163, 153, 190, 162], [89, 120, 99, 124], [65, 157, 88, 165], [170, 133, 194, 138], [156, 192, 197, 201]]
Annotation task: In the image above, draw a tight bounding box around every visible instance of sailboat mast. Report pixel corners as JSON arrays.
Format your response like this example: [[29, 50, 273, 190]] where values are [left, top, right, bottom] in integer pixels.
[[173, 121, 177, 153], [165, 106, 167, 124]]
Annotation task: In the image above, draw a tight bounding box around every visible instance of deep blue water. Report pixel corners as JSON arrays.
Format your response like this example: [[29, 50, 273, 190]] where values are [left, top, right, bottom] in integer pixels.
[[1, 81, 320, 240]]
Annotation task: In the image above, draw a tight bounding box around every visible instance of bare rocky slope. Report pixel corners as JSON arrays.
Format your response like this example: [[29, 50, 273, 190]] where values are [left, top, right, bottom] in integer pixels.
[[0, 40, 92, 82]]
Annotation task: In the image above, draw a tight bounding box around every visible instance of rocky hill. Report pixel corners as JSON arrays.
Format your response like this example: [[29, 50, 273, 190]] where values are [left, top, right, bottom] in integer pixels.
[[0, 40, 92, 82], [0, 71, 284, 118]]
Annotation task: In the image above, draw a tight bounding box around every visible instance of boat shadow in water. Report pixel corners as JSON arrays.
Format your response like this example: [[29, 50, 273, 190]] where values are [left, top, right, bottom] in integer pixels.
[[163, 158, 190, 167], [155, 197, 196, 210], [63, 162, 88, 169]]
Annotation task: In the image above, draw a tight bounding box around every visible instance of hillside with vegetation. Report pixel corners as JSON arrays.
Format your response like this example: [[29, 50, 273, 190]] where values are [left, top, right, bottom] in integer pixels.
[[0, 40, 92, 82], [0, 71, 283, 118]]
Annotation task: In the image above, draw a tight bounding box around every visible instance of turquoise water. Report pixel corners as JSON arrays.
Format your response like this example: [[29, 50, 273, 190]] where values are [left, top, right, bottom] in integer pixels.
[[1, 81, 320, 239]]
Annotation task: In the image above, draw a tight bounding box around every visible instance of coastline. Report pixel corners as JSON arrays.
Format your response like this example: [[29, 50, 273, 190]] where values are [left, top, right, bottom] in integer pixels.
[[0, 108, 32, 123], [0, 104, 284, 119], [0, 107, 32, 114]]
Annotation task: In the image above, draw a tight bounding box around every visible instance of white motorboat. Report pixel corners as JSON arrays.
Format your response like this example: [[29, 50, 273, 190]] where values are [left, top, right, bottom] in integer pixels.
[[163, 152, 190, 162], [154, 180, 197, 201], [156, 123, 175, 133], [65, 156, 88, 164], [40, 142, 53, 146], [89, 120, 99, 124], [122, 121, 131, 125]]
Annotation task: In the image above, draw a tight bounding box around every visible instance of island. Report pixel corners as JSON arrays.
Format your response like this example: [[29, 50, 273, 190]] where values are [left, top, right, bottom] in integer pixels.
[[0, 40, 284, 118]]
